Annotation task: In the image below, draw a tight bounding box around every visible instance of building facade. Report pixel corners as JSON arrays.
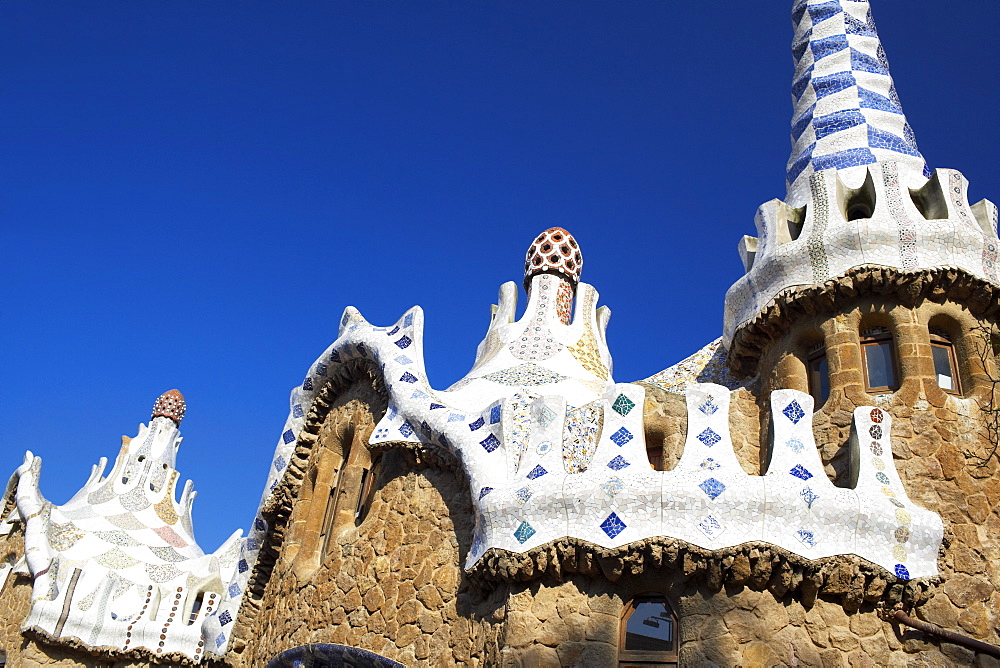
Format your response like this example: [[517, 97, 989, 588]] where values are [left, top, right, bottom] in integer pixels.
[[2, 0, 999, 665]]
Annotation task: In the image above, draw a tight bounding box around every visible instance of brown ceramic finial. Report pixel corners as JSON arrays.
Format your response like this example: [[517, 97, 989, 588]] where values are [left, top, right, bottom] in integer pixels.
[[152, 390, 187, 425], [523, 227, 583, 292]]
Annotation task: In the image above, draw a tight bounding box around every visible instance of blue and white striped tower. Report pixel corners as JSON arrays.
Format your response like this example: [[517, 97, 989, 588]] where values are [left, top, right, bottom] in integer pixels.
[[785, 0, 931, 206]]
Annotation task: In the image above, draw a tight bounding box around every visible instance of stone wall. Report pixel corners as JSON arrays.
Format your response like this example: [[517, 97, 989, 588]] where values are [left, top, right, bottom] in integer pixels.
[[230, 371, 508, 666]]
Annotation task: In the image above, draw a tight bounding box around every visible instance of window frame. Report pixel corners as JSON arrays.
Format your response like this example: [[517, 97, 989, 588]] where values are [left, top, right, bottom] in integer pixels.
[[618, 594, 679, 666], [354, 455, 382, 526], [860, 327, 899, 393], [929, 330, 962, 395], [806, 343, 829, 406]]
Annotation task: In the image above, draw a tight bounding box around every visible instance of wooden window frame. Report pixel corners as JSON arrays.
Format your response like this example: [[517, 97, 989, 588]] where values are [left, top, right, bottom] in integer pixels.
[[860, 327, 898, 393], [929, 331, 962, 395], [618, 594, 679, 666]]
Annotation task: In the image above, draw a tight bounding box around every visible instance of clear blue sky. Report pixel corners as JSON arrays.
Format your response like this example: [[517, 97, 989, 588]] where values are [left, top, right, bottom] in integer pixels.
[[2, 1, 997, 551]]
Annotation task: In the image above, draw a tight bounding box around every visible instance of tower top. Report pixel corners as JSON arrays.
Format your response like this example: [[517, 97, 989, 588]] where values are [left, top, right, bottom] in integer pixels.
[[152, 389, 186, 424], [785, 0, 929, 206], [523, 227, 583, 292]]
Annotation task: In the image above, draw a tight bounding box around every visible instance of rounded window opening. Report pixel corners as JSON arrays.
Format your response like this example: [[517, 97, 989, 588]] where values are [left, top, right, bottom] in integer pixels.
[[929, 329, 961, 395], [860, 326, 898, 393], [619, 594, 678, 666]]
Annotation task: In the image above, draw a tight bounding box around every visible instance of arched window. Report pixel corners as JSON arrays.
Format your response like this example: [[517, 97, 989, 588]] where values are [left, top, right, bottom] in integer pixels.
[[619, 594, 679, 666], [860, 327, 898, 392], [929, 329, 961, 394], [807, 342, 829, 405]]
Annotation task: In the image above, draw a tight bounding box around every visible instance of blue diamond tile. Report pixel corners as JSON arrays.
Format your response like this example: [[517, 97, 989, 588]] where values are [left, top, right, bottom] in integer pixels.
[[786, 438, 805, 453], [395, 335, 412, 349], [388, 326, 399, 336], [404, 313, 414, 328], [514, 521, 536, 544], [515, 487, 533, 504], [219, 610, 233, 626], [699, 477, 726, 500], [410, 390, 428, 399], [526, 465, 547, 480], [273, 455, 286, 471], [254, 517, 266, 531], [796, 529, 817, 548], [478, 486, 493, 500], [469, 417, 485, 431], [399, 371, 418, 383], [783, 400, 806, 424], [611, 394, 635, 415], [292, 404, 304, 418], [607, 455, 630, 471], [228, 582, 241, 598], [800, 487, 819, 508], [610, 427, 633, 446], [600, 512, 627, 539], [395, 355, 412, 365], [302, 377, 313, 390], [790, 464, 813, 481], [490, 405, 502, 424], [480, 434, 500, 452], [429, 402, 445, 410], [894, 564, 910, 580], [699, 457, 721, 471], [699, 397, 720, 415], [448, 413, 465, 422], [237, 559, 248, 573], [697, 428, 721, 447], [282, 429, 295, 444], [216, 633, 226, 648], [330, 349, 341, 363]]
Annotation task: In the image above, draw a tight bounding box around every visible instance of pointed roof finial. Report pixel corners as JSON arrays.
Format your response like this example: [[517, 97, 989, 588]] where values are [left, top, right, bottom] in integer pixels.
[[785, 0, 930, 206], [524, 227, 583, 292], [152, 389, 186, 425]]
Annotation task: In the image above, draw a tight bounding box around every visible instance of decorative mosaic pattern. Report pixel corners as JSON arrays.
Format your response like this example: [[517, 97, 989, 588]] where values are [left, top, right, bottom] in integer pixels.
[[807, 173, 831, 282], [94, 548, 140, 570], [523, 227, 583, 290], [46, 521, 83, 552], [151, 389, 187, 424], [882, 163, 917, 268], [562, 402, 602, 473], [567, 326, 609, 381], [508, 276, 563, 362], [482, 363, 568, 386], [643, 338, 742, 395], [155, 492, 179, 526], [785, 0, 928, 206]]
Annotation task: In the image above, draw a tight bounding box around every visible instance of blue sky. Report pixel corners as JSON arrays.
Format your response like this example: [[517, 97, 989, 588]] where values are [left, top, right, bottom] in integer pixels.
[[2, 1, 997, 551]]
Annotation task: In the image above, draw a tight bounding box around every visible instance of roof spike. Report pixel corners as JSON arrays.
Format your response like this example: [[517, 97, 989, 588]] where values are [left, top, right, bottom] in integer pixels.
[[785, 0, 930, 206]]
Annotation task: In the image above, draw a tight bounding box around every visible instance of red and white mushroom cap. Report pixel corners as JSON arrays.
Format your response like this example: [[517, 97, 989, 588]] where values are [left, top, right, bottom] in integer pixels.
[[152, 389, 186, 425], [523, 227, 583, 291]]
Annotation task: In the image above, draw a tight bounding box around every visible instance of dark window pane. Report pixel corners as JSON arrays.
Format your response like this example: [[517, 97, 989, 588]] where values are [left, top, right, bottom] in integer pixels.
[[809, 355, 829, 402], [624, 601, 674, 651], [864, 342, 894, 389], [932, 345, 955, 391]]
